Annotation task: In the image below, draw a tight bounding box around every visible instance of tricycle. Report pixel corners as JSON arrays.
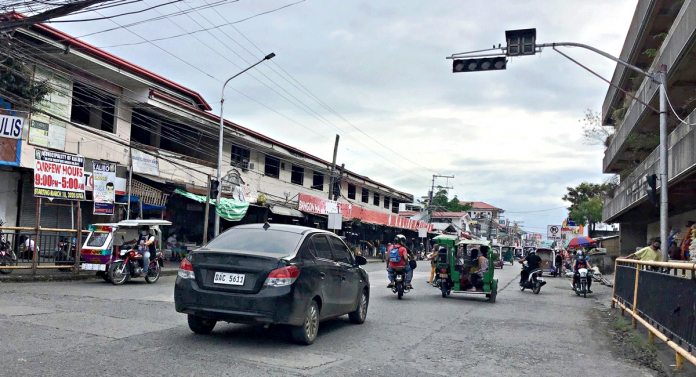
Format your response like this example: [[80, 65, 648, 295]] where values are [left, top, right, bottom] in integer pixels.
[[433, 237, 498, 303], [501, 246, 515, 266], [80, 219, 171, 284]]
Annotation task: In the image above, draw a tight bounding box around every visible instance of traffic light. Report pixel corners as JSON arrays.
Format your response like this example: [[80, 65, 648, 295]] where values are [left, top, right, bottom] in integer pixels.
[[644, 174, 658, 205], [505, 28, 536, 56], [453, 57, 507, 73], [210, 179, 220, 198]]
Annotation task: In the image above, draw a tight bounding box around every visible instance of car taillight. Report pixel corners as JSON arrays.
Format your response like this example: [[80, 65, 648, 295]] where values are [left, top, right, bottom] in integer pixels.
[[178, 258, 195, 279], [264, 266, 300, 287], [440, 268, 447, 273]]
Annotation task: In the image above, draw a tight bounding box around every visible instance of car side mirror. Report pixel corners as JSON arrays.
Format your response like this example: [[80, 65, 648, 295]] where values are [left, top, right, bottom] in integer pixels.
[[355, 255, 367, 266]]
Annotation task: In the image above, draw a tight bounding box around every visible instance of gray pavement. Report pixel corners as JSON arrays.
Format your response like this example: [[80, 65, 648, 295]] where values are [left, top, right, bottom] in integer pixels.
[[0, 262, 657, 376]]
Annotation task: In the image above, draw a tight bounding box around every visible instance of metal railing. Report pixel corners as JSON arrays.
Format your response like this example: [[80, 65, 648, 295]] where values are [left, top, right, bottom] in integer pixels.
[[612, 258, 696, 370], [0, 226, 88, 275]]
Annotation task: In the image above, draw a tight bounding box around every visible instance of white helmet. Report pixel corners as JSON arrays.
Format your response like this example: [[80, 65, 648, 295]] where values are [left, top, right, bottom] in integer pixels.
[[577, 250, 585, 260]]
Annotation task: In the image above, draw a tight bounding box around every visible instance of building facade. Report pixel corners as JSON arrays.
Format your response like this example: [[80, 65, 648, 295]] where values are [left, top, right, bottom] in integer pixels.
[[0, 14, 420, 246], [600, 0, 696, 254]]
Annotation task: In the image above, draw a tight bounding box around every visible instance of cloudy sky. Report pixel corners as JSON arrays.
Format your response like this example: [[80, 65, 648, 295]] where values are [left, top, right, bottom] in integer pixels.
[[52, 0, 638, 236]]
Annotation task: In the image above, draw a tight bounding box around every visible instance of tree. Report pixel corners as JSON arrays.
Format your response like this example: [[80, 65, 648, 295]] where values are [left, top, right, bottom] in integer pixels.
[[562, 182, 617, 231], [580, 109, 614, 147], [0, 56, 51, 106], [569, 196, 603, 230], [430, 189, 473, 212]]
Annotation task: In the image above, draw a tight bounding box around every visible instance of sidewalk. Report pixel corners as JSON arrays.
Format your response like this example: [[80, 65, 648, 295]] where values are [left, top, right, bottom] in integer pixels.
[[0, 260, 181, 283]]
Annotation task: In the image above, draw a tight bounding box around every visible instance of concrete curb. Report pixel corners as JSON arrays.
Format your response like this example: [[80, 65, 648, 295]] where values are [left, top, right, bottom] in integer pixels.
[[0, 269, 178, 283]]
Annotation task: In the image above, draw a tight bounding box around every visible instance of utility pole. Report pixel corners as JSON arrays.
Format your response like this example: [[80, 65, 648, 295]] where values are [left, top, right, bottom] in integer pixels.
[[203, 174, 211, 245], [328, 134, 339, 200]]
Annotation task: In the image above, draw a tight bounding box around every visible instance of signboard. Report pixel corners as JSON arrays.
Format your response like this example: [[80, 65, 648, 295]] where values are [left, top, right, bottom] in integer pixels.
[[84, 172, 93, 191], [418, 228, 428, 238], [131, 149, 159, 176], [0, 114, 24, 140], [328, 213, 342, 230], [547, 225, 561, 240], [33, 149, 85, 200], [28, 116, 67, 151], [93, 161, 116, 215]]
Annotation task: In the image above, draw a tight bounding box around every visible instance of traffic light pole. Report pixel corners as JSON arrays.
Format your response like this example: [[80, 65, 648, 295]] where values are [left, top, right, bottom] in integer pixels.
[[448, 40, 669, 261]]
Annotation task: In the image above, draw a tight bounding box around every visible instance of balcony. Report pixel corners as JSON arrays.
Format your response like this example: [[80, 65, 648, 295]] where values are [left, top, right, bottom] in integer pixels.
[[603, 107, 696, 223], [604, 0, 696, 174]]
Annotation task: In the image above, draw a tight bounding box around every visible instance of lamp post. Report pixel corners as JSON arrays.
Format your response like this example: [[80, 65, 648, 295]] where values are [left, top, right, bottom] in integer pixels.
[[214, 53, 276, 237], [448, 29, 669, 261]]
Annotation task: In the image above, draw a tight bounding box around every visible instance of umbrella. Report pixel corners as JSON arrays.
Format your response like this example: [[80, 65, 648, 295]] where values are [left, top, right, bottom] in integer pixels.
[[566, 236, 596, 248]]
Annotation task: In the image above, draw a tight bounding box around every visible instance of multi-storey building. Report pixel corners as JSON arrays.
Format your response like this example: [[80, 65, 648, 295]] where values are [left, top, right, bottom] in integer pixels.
[[600, 0, 696, 253], [0, 13, 424, 245]]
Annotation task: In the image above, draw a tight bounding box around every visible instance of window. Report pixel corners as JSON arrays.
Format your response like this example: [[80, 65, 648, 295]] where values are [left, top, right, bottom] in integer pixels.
[[311, 234, 333, 260], [391, 199, 399, 214], [291, 165, 304, 185], [71, 81, 115, 133], [384, 196, 390, 209], [206, 228, 303, 255], [264, 155, 280, 178], [373, 193, 380, 206], [329, 236, 354, 265], [231, 145, 250, 167], [312, 171, 324, 190], [348, 184, 356, 199], [361, 188, 369, 203]]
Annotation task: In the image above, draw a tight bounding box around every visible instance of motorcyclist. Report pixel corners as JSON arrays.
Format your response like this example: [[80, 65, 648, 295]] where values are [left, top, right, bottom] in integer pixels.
[[572, 250, 593, 293], [518, 249, 541, 285], [386, 235, 413, 289], [139, 226, 156, 275]]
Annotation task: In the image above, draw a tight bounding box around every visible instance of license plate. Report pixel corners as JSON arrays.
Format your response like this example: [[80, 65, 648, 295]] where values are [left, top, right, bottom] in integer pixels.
[[439, 273, 448, 278], [82, 263, 106, 271], [213, 272, 245, 285]]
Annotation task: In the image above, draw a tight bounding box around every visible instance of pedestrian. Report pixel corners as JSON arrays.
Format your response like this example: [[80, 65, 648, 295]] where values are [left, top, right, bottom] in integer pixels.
[[668, 241, 682, 260], [384, 242, 392, 263], [167, 233, 181, 261], [18, 235, 39, 260], [380, 244, 387, 262], [428, 245, 440, 284], [623, 238, 662, 262], [555, 251, 563, 275]]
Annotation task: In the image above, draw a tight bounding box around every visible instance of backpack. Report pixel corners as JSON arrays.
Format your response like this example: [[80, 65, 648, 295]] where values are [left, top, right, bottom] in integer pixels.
[[389, 247, 402, 263]]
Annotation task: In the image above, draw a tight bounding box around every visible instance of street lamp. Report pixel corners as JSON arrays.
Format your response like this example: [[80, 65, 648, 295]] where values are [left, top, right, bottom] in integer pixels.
[[214, 52, 276, 237], [447, 29, 669, 261]]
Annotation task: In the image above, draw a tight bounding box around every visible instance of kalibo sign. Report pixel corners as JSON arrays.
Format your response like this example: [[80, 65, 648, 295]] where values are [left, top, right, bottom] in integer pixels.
[[33, 149, 85, 200], [93, 161, 116, 215]]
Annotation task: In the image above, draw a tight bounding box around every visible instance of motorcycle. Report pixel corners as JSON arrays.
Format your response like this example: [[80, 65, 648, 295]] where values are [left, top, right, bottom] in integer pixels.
[[572, 268, 592, 298], [519, 261, 546, 294], [389, 267, 410, 300], [54, 237, 76, 271], [108, 244, 162, 285], [0, 234, 13, 275]]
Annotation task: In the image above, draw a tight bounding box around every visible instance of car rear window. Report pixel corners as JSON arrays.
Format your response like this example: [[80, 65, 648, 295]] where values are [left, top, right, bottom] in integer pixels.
[[206, 228, 303, 255]]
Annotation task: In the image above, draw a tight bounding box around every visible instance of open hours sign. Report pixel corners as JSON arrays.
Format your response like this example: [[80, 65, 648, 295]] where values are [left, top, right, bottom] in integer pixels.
[[33, 149, 85, 200]]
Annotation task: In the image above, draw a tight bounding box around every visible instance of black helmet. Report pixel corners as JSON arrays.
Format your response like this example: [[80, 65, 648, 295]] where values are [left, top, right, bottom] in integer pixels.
[[393, 234, 406, 245]]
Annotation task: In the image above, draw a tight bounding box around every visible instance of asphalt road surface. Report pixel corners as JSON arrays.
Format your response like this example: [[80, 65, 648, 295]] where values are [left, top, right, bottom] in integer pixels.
[[0, 262, 657, 377]]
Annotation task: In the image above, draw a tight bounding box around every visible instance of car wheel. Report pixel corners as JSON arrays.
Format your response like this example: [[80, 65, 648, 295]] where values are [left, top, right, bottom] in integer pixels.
[[187, 314, 216, 334], [348, 290, 368, 324], [291, 300, 319, 345]]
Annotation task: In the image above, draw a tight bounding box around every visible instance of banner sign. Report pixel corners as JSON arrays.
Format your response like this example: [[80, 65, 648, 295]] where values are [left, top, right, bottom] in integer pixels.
[[33, 149, 85, 200], [93, 161, 116, 215], [131, 149, 159, 176], [298, 193, 433, 232], [0, 114, 24, 140]]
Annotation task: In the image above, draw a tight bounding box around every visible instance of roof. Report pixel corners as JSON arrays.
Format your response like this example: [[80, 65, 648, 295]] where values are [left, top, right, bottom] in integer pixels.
[[458, 239, 491, 246], [432, 212, 469, 218], [3, 12, 212, 110], [461, 201, 502, 211], [92, 220, 172, 227], [432, 234, 459, 241], [398, 211, 420, 217]]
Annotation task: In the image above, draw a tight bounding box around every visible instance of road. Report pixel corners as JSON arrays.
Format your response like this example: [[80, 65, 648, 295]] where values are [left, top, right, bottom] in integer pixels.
[[0, 262, 657, 376]]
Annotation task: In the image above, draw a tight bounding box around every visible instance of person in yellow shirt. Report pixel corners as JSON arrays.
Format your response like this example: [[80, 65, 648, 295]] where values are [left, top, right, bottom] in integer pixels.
[[624, 238, 661, 261]]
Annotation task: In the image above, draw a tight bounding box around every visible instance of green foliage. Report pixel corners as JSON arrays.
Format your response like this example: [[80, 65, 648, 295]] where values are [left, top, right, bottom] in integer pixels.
[[626, 132, 659, 151], [568, 196, 603, 227], [652, 32, 668, 40], [563, 182, 616, 228], [430, 189, 473, 213], [642, 48, 657, 58], [580, 109, 614, 146], [0, 57, 51, 104]]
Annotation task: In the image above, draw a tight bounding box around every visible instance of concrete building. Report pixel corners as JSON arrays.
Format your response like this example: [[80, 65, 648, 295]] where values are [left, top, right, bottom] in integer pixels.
[[430, 211, 472, 236], [600, 0, 696, 254], [0, 14, 418, 245]]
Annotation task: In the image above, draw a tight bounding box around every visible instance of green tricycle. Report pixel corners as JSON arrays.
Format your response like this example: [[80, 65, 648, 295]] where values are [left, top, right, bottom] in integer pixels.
[[432, 236, 498, 303], [501, 246, 515, 266]]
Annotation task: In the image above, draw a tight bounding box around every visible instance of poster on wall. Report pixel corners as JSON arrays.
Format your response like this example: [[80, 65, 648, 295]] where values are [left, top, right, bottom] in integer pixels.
[[33, 149, 85, 200], [34, 66, 73, 119], [131, 149, 159, 176], [93, 161, 116, 215], [28, 114, 68, 151]]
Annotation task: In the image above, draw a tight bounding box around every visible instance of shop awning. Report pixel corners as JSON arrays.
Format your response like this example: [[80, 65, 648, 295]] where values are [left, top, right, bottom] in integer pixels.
[[269, 205, 303, 218], [174, 188, 249, 221]]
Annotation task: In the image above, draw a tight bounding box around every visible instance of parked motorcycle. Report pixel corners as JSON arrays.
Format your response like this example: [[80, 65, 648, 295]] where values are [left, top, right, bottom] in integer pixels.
[[389, 267, 410, 300], [108, 244, 162, 285], [0, 234, 13, 275], [519, 261, 546, 294], [572, 267, 592, 298], [54, 237, 76, 271]]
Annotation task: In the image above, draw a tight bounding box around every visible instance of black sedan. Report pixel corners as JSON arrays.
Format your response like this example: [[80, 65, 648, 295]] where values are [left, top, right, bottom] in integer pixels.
[[174, 223, 370, 345]]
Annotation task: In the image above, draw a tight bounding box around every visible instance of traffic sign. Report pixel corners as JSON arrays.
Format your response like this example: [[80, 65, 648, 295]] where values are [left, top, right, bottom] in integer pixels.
[[547, 225, 561, 239]]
